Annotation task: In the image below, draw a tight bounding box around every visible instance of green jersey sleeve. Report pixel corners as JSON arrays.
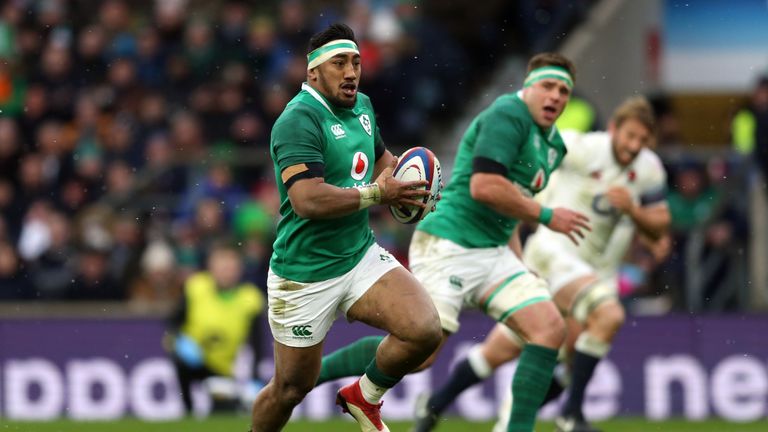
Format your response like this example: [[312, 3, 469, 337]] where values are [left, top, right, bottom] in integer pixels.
[[473, 104, 528, 167], [271, 108, 325, 172]]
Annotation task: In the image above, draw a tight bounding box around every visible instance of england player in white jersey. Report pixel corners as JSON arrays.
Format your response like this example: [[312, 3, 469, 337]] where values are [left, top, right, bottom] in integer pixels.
[[412, 97, 670, 432]]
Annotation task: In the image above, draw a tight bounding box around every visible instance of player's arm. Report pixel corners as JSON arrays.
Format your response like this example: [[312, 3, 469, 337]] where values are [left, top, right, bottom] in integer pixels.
[[468, 104, 590, 244], [468, 106, 543, 221], [470, 170, 540, 222], [285, 169, 370, 219], [284, 161, 428, 219], [469, 165, 590, 245], [605, 176, 671, 240], [629, 202, 670, 240], [606, 188, 670, 240], [276, 114, 426, 219]]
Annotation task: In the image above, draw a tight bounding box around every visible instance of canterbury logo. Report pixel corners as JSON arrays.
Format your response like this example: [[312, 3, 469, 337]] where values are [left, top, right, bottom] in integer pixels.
[[330, 124, 346, 139], [291, 325, 313, 337]]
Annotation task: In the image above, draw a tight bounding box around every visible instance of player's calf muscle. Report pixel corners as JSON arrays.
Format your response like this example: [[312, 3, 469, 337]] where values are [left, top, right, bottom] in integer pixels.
[[381, 320, 441, 367], [276, 379, 314, 405]]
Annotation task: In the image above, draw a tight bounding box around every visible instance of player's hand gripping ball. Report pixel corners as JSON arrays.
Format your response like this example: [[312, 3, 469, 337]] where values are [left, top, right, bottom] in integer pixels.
[[389, 147, 442, 224]]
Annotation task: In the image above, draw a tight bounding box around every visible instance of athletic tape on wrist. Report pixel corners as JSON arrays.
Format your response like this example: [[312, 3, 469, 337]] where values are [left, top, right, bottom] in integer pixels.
[[356, 183, 381, 209]]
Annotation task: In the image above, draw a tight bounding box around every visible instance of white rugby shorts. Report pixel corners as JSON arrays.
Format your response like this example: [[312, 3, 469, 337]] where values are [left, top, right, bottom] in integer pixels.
[[267, 242, 402, 347], [409, 231, 551, 333], [523, 236, 617, 294]]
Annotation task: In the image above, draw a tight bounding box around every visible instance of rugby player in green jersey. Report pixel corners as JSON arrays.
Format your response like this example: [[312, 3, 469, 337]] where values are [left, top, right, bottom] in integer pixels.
[[409, 53, 589, 432], [416, 97, 670, 432], [249, 23, 442, 432], [316, 53, 591, 432]]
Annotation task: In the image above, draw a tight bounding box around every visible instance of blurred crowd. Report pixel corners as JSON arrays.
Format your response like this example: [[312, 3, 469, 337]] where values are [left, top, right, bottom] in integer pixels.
[[0, 0, 539, 307]]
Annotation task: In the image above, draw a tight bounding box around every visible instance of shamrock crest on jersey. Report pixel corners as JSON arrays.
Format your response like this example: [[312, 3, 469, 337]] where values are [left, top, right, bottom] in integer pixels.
[[359, 114, 372, 136]]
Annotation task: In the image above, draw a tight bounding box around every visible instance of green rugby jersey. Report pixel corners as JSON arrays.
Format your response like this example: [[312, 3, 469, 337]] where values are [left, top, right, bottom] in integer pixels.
[[418, 91, 567, 248], [270, 83, 383, 282]]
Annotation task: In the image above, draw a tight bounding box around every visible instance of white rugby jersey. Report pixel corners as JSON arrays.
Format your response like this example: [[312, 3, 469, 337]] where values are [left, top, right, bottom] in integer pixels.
[[526, 130, 667, 270]]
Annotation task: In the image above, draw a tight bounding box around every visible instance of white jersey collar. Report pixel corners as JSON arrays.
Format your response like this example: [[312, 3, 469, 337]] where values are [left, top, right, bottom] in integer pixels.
[[302, 82, 336, 116]]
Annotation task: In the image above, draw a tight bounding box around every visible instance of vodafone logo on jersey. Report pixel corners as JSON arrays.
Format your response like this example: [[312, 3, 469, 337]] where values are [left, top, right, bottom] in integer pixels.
[[350, 152, 369, 180], [530, 168, 546, 192]]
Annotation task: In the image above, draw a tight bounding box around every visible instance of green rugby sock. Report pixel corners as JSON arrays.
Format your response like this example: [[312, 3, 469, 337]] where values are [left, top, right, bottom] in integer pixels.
[[316, 335, 384, 385], [507, 344, 558, 432], [364, 356, 402, 388]]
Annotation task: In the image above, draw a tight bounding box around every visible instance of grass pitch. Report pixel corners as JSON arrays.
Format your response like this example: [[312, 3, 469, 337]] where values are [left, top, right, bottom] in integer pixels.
[[0, 417, 766, 432]]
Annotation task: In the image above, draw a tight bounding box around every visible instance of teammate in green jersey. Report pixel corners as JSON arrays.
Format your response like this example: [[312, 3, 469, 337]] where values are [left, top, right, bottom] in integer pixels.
[[414, 97, 670, 432], [409, 53, 589, 432], [249, 23, 442, 432]]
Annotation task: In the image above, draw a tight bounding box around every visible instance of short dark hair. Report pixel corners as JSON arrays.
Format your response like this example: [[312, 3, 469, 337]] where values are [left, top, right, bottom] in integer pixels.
[[307, 23, 357, 54], [527, 52, 577, 85]]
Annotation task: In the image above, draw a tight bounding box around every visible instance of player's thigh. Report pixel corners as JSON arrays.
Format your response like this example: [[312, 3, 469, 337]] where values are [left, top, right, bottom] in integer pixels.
[[266, 269, 343, 348], [346, 265, 439, 339], [479, 249, 562, 343], [528, 248, 598, 314], [272, 340, 324, 397], [568, 274, 620, 324], [479, 248, 550, 325], [408, 231, 496, 334], [338, 242, 439, 339], [504, 300, 564, 345], [552, 274, 600, 314]]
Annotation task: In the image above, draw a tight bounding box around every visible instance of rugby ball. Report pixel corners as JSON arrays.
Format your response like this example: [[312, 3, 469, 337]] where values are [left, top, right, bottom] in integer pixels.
[[389, 147, 442, 224]]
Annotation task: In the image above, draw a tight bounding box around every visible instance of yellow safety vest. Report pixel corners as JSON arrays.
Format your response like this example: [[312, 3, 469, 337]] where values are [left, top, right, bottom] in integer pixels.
[[556, 97, 596, 133], [732, 108, 756, 155], [182, 272, 264, 375]]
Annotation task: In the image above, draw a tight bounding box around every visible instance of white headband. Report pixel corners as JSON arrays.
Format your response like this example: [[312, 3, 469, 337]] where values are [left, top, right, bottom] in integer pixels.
[[307, 39, 360, 70]]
